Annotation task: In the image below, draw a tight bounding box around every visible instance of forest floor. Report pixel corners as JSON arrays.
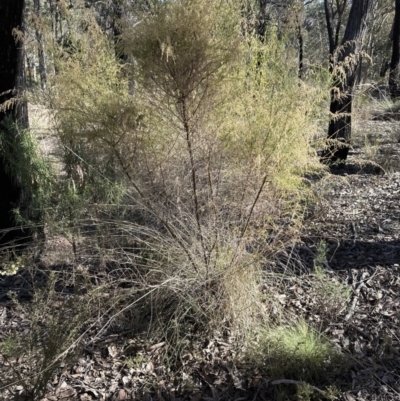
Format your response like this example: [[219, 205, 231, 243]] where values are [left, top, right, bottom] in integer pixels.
[[2, 107, 400, 400]]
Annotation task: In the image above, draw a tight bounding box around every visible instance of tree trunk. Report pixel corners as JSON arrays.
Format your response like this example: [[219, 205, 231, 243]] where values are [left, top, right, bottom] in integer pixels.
[[389, 0, 400, 99], [324, 0, 373, 162], [257, 0, 268, 41], [48, 0, 61, 42], [324, 0, 348, 62], [324, 0, 336, 58], [111, 0, 135, 93], [296, 16, 304, 79], [112, 0, 129, 63], [0, 0, 31, 247]]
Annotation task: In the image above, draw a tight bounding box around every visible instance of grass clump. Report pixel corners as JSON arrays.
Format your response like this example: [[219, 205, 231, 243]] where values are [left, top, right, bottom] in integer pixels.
[[310, 241, 350, 321], [247, 320, 346, 399]]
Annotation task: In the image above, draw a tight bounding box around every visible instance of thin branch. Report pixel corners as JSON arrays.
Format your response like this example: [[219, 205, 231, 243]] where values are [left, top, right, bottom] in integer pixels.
[[271, 380, 327, 395], [179, 96, 209, 271]]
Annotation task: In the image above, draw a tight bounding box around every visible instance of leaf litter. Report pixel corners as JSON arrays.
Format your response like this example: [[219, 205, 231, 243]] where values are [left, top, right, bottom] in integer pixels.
[[3, 122, 400, 400]]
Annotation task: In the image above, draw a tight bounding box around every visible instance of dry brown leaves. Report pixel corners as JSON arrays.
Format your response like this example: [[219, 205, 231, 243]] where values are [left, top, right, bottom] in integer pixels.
[[3, 121, 400, 400]]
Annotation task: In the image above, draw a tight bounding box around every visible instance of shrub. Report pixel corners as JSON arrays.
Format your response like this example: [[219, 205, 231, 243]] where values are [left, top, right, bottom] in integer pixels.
[[43, 0, 327, 344]]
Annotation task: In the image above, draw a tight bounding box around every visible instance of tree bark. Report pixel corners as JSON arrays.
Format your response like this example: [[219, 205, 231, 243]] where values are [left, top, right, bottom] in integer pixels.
[[389, 0, 400, 99], [324, 0, 336, 57], [297, 22, 304, 78], [324, 0, 373, 162], [0, 0, 31, 247]]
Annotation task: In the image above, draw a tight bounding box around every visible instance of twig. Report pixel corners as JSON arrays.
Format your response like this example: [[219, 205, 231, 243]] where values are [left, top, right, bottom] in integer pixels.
[[228, 174, 268, 270], [344, 271, 369, 321], [271, 379, 326, 395], [180, 97, 209, 271]]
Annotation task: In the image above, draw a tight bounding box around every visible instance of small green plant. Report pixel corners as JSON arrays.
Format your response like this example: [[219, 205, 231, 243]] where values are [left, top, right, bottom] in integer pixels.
[[295, 382, 340, 401], [0, 117, 53, 229], [311, 241, 350, 321], [361, 131, 380, 160], [313, 240, 329, 272], [296, 383, 315, 400], [126, 354, 146, 369], [373, 99, 400, 121]]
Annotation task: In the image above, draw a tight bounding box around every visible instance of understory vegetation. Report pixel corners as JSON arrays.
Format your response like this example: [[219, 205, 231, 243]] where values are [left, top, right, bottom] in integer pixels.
[[4, 0, 399, 399]]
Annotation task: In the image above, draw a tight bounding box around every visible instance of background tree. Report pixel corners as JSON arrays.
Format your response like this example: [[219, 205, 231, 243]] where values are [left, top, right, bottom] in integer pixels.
[[324, 0, 374, 162], [324, 0, 348, 62], [389, 0, 400, 98], [33, 0, 47, 89], [371, 0, 394, 80], [0, 0, 31, 248]]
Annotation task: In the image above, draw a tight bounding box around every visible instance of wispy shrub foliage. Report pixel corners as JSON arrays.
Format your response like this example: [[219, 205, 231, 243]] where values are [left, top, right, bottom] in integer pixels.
[[47, 9, 136, 195], [0, 117, 52, 228], [217, 32, 325, 190], [45, 0, 327, 338]]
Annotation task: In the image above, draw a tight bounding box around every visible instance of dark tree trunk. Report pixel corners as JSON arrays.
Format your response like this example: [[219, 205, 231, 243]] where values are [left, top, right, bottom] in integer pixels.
[[324, 0, 347, 62], [389, 0, 400, 99], [0, 0, 31, 247], [324, 0, 336, 58], [323, 0, 373, 162], [111, 0, 136, 93], [48, 0, 61, 42], [297, 18, 304, 79], [257, 0, 268, 41], [112, 0, 129, 63]]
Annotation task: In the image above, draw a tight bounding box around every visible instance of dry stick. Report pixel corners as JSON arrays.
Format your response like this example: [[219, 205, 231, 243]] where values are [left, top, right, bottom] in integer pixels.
[[180, 97, 209, 271], [271, 380, 326, 396], [113, 147, 200, 274], [344, 271, 369, 321], [206, 150, 219, 270], [228, 174, 268, 269], [241, 174, 268, 241], [207, 146, 217, 215]]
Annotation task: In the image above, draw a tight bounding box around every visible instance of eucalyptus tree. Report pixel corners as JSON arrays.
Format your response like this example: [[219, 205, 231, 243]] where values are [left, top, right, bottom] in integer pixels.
[[323, 0, 374, 162], [324, 0, 349, 61], [33, 0, 47, 89], [389, 0, 400, 98]]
